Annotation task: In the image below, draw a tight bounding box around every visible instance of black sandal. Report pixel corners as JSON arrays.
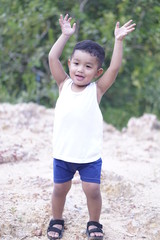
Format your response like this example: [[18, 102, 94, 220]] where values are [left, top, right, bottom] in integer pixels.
[[86, 221, 103, 240], [47, 219, 64, 240]]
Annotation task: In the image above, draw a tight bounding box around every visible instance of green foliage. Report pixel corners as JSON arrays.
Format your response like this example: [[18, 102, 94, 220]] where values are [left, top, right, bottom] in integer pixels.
[[0, 0, 160, 128], [0, 0, 60, 106]]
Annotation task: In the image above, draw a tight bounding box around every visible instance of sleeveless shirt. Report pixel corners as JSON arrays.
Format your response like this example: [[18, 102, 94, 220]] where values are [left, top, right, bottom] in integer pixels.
[[53, 78, 103, 163]]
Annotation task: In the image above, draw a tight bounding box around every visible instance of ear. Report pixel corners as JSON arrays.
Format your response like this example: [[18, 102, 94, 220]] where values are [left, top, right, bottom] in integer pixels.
[[68, 59, 71, 68], [95, 68, 103, 78]]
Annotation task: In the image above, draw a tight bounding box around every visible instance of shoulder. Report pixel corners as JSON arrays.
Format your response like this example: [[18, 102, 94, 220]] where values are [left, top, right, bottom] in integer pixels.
[[86, 82, 101, 104], [59, 76, 72, 93], [95, 81, 102, 104]]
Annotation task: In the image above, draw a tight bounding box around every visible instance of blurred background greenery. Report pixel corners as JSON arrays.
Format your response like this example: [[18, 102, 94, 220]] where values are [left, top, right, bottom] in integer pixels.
[[0, 0, 160, 129]]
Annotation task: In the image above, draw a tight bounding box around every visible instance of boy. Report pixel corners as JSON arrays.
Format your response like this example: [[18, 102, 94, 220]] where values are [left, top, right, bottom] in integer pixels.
[[47, 14, 135, 240]]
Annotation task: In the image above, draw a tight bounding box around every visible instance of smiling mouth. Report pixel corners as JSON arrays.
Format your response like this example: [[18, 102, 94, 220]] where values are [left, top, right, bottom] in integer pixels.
[[75, 75, 84, 81]]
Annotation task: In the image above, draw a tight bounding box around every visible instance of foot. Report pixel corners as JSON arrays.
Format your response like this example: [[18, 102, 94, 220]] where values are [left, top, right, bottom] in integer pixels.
[[48, 224, 63, 238], [86, 221, 103, 239], [47, 219, 64, 239]]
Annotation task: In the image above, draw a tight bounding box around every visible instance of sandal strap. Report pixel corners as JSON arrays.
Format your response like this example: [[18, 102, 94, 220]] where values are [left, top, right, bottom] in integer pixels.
[[87, 221, 103, 229], [47, 219, 64, 233], [88, 227, 103, 235], [49, 219, 64, 227], [47, 226, 61, 235]]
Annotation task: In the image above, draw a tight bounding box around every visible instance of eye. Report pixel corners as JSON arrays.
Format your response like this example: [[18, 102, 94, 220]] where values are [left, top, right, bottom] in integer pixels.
[[86, 65, 92, 69], [73, 62, 78, 65]]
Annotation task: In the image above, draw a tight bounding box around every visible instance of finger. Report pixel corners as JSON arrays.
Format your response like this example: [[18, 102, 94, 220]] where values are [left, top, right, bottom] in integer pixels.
[[116, 21, 120, 29], [72, 23, 76, 31], [64, 14, 69, 21], [59, 14, 63, 21], [68, 17, 72, 23], [59, 19, 62, 27], [59, 15, 64, 26], [126, 27, 136, 33], [126, 23, 136, 32], [127, 23, 136, 29], [123, 19, 133, 27]]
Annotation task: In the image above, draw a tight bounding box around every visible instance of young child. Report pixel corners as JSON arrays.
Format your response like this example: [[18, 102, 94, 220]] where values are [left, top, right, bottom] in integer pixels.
[[47, 14, 136, 240]]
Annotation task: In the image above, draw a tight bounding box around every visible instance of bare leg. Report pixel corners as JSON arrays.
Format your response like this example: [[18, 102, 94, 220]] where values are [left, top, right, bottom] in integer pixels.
[[82, 181, 103, 237], [48, 181, 72, 238]]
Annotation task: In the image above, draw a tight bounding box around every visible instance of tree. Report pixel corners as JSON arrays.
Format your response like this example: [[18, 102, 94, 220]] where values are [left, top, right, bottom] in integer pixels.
[[0, 0, 160, 128]]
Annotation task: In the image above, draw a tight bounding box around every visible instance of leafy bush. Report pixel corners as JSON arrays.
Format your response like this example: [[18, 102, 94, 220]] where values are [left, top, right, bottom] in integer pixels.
[[0, 0, 160, 128]]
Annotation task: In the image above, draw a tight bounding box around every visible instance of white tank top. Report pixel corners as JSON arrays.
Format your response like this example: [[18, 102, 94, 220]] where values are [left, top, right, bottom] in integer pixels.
[[53, 78, 103, 163]]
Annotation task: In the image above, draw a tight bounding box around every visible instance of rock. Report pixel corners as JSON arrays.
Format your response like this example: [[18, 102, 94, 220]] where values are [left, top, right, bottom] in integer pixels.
[[0, 103, 160, 240], [0, 103, 53, 164], [127, 113, 160, 133]]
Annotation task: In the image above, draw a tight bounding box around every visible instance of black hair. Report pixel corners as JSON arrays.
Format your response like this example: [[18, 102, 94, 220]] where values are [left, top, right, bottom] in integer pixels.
[[71, 40, 105, 68]]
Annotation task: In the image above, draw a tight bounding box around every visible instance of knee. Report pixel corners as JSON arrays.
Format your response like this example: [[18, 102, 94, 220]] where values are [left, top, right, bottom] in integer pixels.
[[53, 182, 71, 197], [90, 188, 101, 200], [83, 183, 101, 200]]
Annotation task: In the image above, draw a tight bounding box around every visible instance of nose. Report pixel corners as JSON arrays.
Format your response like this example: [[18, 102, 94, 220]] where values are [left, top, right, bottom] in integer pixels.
[[77, 65, 83, 72]]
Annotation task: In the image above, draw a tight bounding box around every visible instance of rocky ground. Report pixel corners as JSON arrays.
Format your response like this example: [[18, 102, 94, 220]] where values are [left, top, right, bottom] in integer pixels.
[[0, 103, 160, 240]]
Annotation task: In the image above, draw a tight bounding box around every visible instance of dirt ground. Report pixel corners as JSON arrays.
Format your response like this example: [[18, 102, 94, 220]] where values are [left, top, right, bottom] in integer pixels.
[[0, 103, 160, 240]]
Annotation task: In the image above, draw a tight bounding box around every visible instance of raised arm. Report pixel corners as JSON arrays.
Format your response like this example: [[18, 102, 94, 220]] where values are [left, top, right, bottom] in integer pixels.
[[48, 14, 76, 88], [97, 20, 136, 102]]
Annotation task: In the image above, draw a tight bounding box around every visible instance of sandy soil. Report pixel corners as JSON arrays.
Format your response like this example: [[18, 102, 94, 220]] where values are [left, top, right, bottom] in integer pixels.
[[0, 103, 160, 240]]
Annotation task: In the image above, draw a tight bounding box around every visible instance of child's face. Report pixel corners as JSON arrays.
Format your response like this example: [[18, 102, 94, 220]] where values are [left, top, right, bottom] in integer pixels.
[[68, 50, 103, 87]]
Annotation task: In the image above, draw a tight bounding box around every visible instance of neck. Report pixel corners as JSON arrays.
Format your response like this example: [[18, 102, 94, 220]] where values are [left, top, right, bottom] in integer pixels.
[[71, 82, 89, 92]]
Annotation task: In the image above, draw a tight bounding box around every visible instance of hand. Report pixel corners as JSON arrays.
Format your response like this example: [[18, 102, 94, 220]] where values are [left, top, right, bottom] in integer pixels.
[[114, 20, 136, 41], [59, 14, 76, 37]]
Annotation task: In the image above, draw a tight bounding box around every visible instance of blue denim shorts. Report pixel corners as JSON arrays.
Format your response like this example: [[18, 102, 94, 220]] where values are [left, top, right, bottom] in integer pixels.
[[53, 158, 102, 184]]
